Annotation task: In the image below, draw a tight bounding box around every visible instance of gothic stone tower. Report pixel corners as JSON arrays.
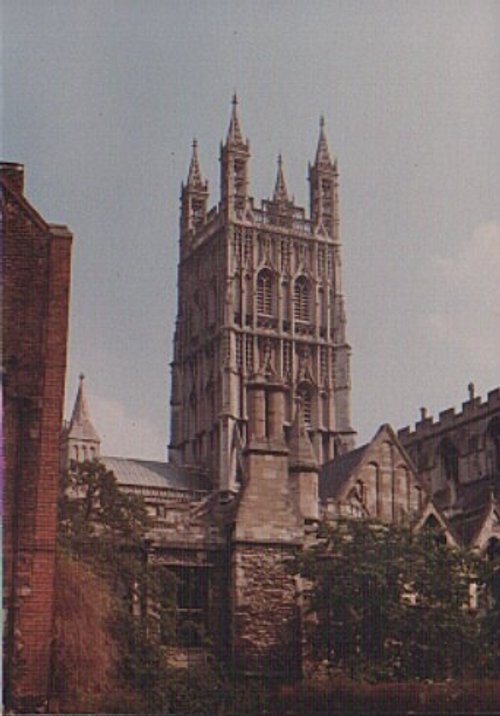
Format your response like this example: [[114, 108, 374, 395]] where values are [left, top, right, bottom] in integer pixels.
[[169, 98, 355, 492]]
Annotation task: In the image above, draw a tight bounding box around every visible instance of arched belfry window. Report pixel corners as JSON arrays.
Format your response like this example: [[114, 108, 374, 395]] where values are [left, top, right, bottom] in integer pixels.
[[257, 269, 273, 316], [294, 276, 310, 322], [297, 382, 313, 428]]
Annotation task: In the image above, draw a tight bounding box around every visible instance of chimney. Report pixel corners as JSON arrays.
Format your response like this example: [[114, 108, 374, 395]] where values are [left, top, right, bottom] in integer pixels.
[[0, 162, 25, 194]]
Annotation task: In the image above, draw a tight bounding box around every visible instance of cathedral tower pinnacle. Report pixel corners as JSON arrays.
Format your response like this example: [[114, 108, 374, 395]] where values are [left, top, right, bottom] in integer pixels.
[[169, 100, 355, 491], [273, 154, 289, 204], [180, 139, 209, 241], [220, 95, 250, 214], [309, 116, 338, 237]]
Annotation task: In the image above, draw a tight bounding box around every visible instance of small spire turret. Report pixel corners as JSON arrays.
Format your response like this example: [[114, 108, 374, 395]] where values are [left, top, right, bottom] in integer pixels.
[[226, 93, 245, 147], [273, 154, 289, 204], [186, 139, 206, 190], [61, 373, 101, 466], [308, 115, 338, 236], [181, 138, 209, 237], [314, 115, 333, 167], [67, 373, 100, 442], [220, 94, 250, 212]]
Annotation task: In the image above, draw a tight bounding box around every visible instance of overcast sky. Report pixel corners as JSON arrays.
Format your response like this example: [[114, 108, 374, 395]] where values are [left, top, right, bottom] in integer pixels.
[[3, 1, 499, 459]]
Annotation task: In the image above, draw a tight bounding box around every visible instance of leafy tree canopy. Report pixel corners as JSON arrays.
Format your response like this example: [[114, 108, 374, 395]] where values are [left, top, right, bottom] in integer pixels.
[[57, 460, 178, 711], [57, 460, 272, 714], [294, 519, 497, 681]]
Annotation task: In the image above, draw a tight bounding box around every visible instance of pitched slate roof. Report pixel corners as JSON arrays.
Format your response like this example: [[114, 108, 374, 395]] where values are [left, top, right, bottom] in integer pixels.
[[101, 456, 210, 493], [319, 443, 368, 501]]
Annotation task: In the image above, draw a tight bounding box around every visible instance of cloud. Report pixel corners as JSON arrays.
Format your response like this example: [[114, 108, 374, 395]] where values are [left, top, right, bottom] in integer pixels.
[[427, 221, 500, 372], [89, 393, 167, 461]]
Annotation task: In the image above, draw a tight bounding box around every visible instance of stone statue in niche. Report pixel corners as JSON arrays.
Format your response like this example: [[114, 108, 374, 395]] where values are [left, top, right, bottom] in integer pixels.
[[297, 345, 314, 383]]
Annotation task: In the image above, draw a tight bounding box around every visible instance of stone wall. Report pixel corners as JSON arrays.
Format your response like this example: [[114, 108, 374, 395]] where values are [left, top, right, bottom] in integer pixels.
[[231, 543, 301, 679]]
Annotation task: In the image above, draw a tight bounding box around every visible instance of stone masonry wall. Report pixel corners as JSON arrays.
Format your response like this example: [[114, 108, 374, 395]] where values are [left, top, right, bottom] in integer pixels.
[[231, 544, 301, 679]]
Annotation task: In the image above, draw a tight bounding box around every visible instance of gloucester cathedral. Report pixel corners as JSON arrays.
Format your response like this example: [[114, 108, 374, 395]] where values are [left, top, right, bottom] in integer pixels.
[[61, 98, 500, 675]]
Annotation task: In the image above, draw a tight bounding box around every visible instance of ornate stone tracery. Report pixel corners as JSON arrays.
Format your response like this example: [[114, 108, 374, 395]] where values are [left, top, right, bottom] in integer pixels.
[[169, 101, 355, 488]]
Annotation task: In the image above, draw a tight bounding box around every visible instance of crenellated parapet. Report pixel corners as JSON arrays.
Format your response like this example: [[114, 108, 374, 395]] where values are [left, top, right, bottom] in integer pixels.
[[398, 385, 500, 498], [398, 386, 500, 441]]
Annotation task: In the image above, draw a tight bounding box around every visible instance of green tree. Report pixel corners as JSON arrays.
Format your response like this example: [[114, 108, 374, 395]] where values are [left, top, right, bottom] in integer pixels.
[[59, 459, 176, 620], [57, 460, 271, 714], [477, 539, 500, 677], [295, 519, 487, 681], [57, 460, 177, 712]]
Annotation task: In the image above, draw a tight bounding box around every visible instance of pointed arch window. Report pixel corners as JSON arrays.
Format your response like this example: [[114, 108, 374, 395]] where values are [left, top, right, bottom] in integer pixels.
[[257, 269, 273, 316], [487, 418, 500, 474], [438, 438, 459, 483], [294, 276, 310, 322]]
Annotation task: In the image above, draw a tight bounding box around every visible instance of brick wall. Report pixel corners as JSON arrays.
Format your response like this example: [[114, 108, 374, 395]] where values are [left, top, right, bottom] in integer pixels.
[[2, 164, 72, 712]]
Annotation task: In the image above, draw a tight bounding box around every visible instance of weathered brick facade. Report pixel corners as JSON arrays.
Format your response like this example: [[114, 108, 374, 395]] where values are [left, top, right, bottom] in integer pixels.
[[2, 162, 72, 712]]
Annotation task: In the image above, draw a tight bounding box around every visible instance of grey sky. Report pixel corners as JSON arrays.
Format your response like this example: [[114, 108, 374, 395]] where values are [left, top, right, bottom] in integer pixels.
[[3, 1, 499, 459]]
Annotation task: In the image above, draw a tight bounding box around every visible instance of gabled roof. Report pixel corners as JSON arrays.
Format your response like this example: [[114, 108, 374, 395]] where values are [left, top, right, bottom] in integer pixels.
[[319, 423, 422, 503], [413, 501, 460, 548], [446, 479, 499, 548], [319, 443, 368, 500], [414, 475, 500, 550]]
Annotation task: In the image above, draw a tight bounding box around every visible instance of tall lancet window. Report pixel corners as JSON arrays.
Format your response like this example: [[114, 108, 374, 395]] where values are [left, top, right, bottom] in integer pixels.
[[487, 418, 500, 473], [297, 383, 313, 428], [294, 276, 310, 322], [257, 269, 273, 316]]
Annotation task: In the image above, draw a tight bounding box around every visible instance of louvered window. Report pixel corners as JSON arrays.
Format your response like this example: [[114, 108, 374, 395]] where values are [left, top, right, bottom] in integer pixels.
[[257, 270, 273, 315]]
